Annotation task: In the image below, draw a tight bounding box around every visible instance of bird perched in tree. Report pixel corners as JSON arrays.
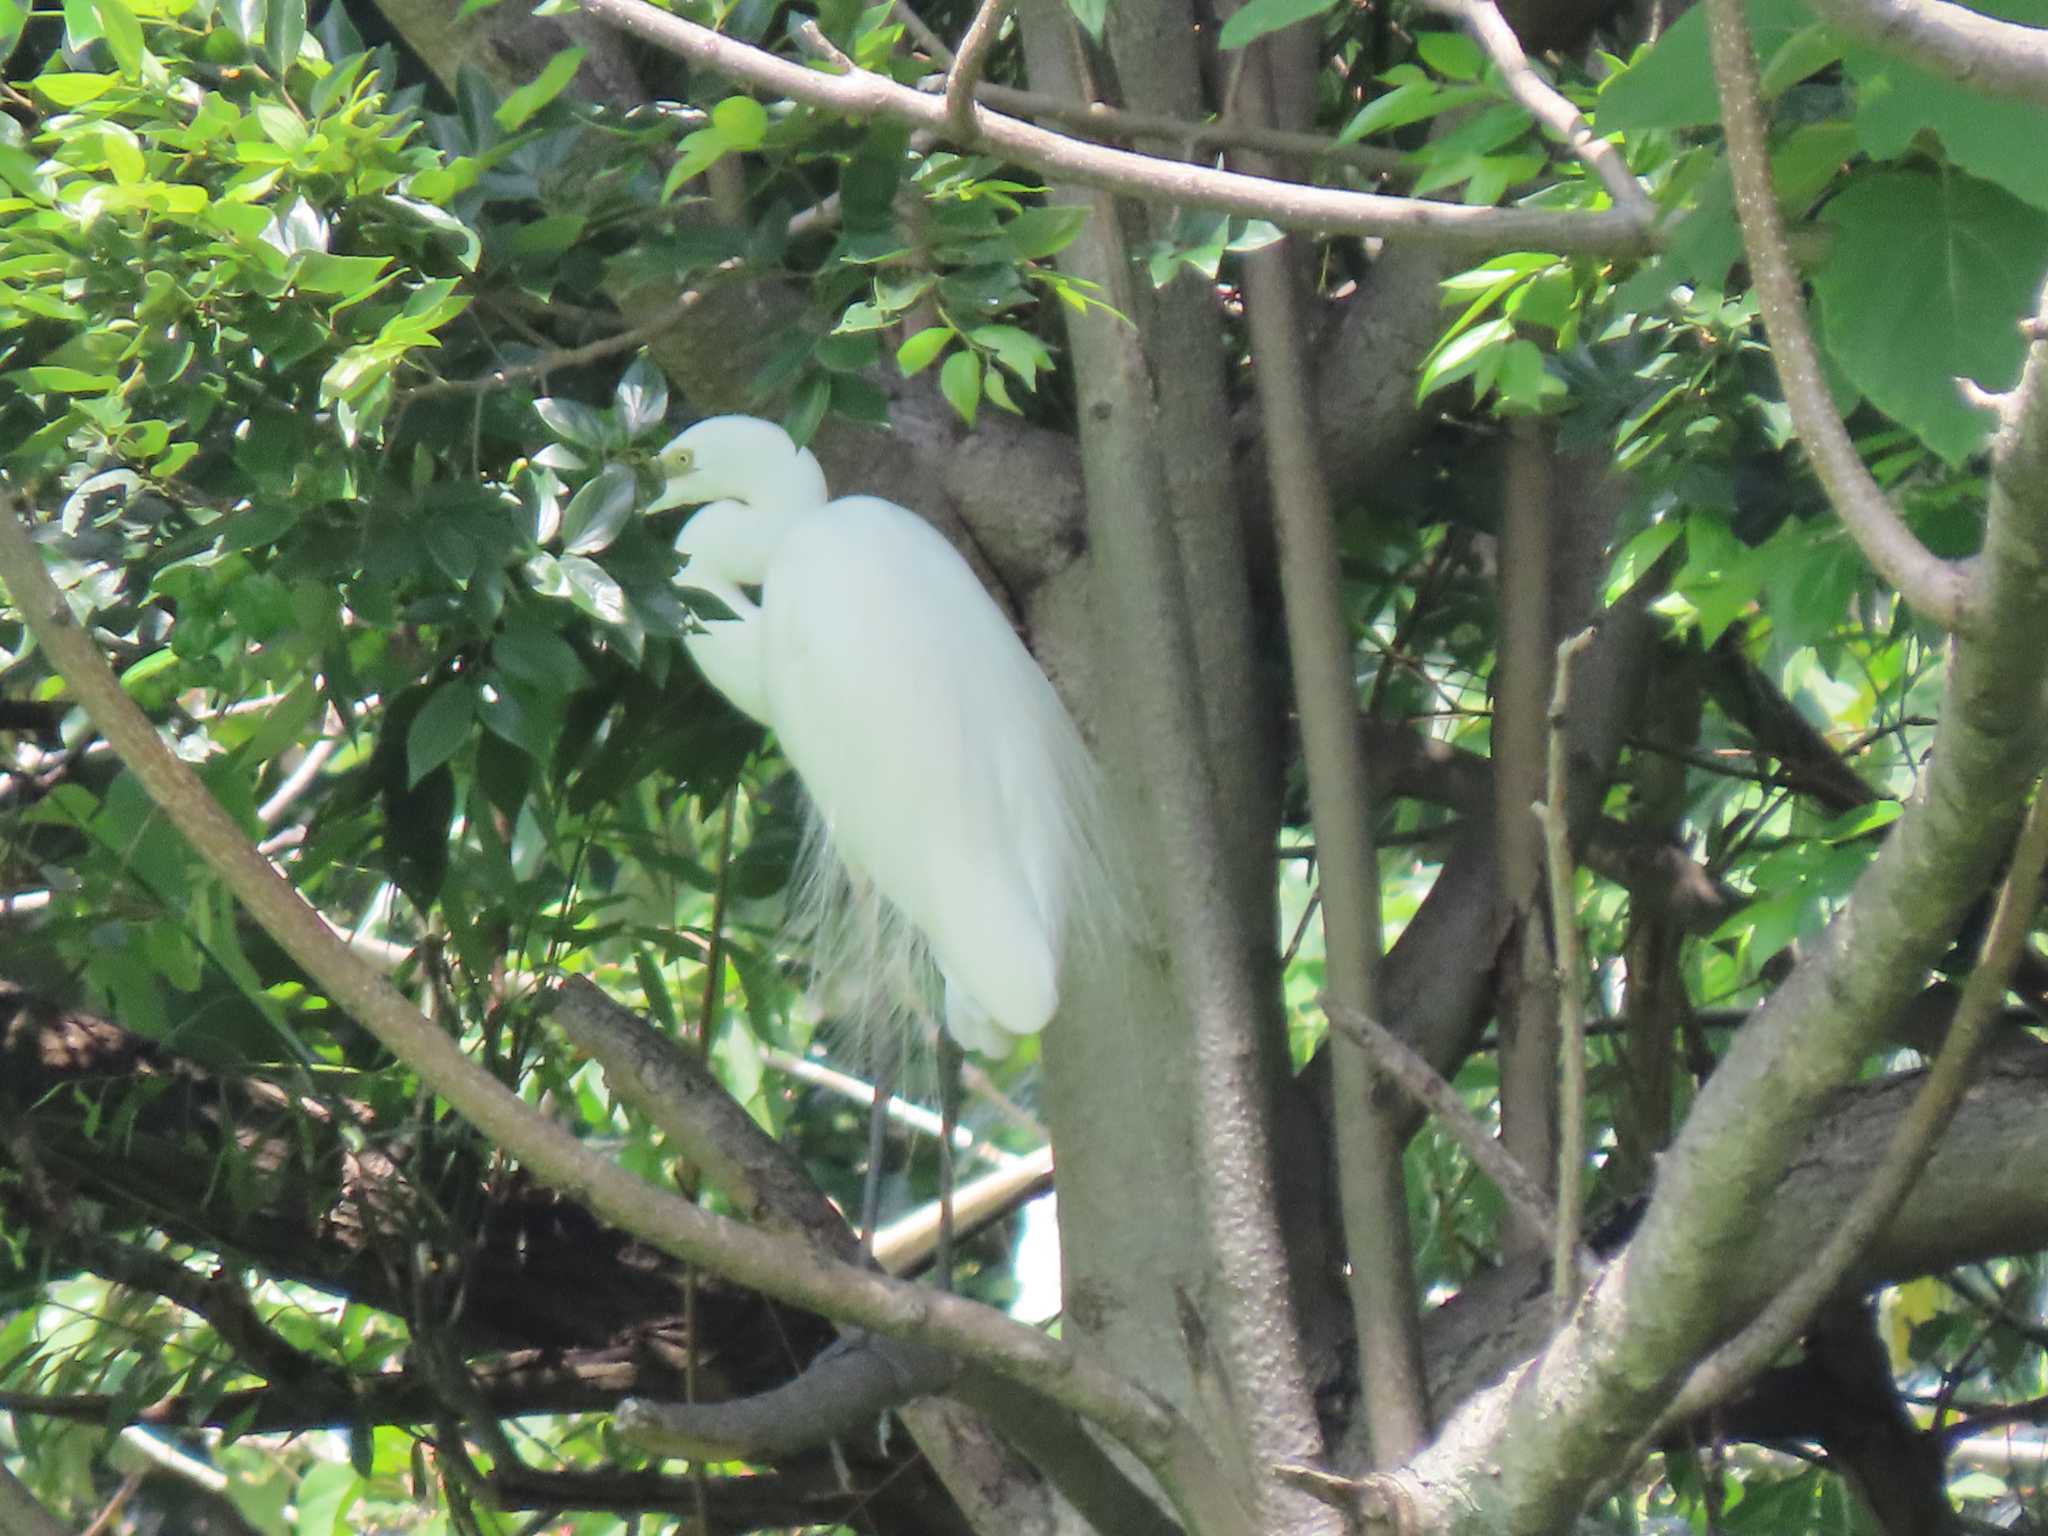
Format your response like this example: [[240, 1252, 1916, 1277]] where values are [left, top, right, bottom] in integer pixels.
[[652, 414, 1124, 1058]]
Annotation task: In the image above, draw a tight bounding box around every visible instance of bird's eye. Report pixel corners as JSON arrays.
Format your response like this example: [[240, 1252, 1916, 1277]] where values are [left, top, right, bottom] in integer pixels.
[[671, 449, 694, 470]]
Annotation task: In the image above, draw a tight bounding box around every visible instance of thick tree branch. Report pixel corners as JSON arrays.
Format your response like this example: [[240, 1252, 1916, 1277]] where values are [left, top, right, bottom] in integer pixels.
[[1706, 0, 1975, 630], [1801, 0, 2048, 107], [572, 0, 1653, 255]]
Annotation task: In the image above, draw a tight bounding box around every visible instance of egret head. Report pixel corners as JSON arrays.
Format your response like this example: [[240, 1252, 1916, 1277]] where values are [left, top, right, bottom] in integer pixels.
[[653, 415, 829, 515]]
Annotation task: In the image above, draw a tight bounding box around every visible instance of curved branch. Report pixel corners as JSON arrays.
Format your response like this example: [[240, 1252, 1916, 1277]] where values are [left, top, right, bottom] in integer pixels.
[[572, 0, 1653, 255], [1419, 0, 1650, 216], [0, 494, 1179, 1470], [944, 0, 1011, 139], [617, 1335, 955, 1460], [1706, 0, 1976, 630], [1801, 0, 2048, 107]]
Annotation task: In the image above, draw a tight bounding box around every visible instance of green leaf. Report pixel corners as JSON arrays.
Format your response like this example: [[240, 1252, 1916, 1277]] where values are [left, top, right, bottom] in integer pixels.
[[1848, 0, 2048, 211], [405, 683, 474, 787], [1064, 0, 1106, 39], [17, 366, 118, 392], [783, 370, 831, 446], [493, 621, 592, 691], [972, 323, 1049, 387], [1416, 314, 1514, 400], [661, 127, 728, 202], [291, 253, 393, 296], [1414, 30, 1484, 81], [535, 395, 614, 450], [90, 0, 144, 74], [560, 463, 637, 555], [61, 0, 98, 49], [98, 123, 145, 183], [495, 46, 585, 131], [1002, 205, 1089, 260], [32, 72, 119, 105], [939, 348, 982, 425], [555, 554, 629, 626], [1217, 0, 1335, 50], [263, 0, 303, 77], [1815, 168, 2048, 464], [710, 95, 767, 149], [897, 326, 953, 375], [293, 1455, 364, 1536], [1598, 0, 1813, 131], [0, 0, 25, 65], [614, 354, 668, 439]]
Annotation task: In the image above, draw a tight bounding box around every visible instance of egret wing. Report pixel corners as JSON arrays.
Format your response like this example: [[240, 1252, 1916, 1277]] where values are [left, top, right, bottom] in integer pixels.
[[759, 496, 1086, 1041]]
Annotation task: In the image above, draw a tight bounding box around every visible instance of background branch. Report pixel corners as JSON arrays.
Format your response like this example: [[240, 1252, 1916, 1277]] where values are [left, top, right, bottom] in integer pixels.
[[574, 0, 1652, 254]]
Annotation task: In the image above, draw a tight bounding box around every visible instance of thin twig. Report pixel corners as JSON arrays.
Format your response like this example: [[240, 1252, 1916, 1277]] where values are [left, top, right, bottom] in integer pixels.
[[1653, 780, 2048, 1431], [761, 1046, 1020, 1165], [963, 82, 1407, 174], [1533, 628, 1596, 1319], [892, 0, 955, 63], [81, 1470, 146, 1536], [1705, 0, 1974, 630], [398, 291, 702, 402], [1321, 996, 1559, 1257], [792, 18, 854, 71], [944, 0, 1010, 140], [684, 786, 737, 1536], [575, 0, 1654, 256], [1420, 0, 1651, 216], [257, 730, 340, 826]]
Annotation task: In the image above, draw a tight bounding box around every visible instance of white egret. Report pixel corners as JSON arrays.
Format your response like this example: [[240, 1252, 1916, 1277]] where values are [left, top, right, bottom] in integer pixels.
[[654, 414, 1122, 1059]]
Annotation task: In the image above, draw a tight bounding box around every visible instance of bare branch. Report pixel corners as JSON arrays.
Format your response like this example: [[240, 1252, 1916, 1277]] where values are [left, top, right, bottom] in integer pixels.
[[1802, 0, 2048, 107], [572, 0, 1653, 255], [893, 0, 955, 62], [1705, 0, 1975, 630], [1658, 780, 2048, 1427], [1534, 627, 1596, 1320], [970, 82, 1407, 173], [399, 291, 702, 401], [617, 1334, 956, 1460], [1322, 997, 1559, 1257], [870, 1147, 1053, 1276], [1419, 0, 1651, 217]]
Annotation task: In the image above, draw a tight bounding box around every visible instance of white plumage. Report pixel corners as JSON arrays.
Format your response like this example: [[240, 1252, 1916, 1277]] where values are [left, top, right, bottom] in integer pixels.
[[656, 415, 1118, 1055]]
